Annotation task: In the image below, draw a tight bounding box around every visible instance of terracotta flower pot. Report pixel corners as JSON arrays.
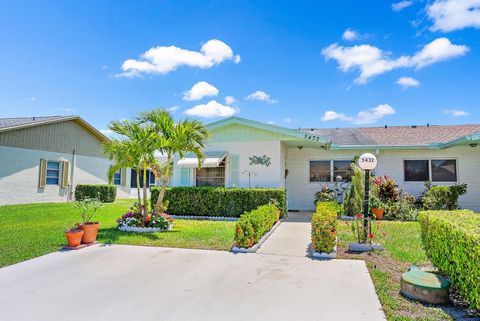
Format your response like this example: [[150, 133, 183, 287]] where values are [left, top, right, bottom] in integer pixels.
[[65, 230, 84, 248], [80, 222, 100, 244], [371, 208, 384, 220]]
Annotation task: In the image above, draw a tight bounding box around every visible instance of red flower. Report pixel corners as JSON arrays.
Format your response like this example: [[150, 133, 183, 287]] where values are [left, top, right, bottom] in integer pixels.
[[368, 233, 374, 239], [356, 213, 361, 219], [382, 232, 386, 237], [344, 221, 349, 226]]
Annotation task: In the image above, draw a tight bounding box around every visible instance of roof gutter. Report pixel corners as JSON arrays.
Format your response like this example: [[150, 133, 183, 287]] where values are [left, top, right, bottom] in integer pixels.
[[329, 143, 443, 150], [440, 132, 480, 149]]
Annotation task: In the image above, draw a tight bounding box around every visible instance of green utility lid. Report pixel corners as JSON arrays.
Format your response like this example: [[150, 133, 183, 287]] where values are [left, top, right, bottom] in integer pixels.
[[402, 266, 450, 289]]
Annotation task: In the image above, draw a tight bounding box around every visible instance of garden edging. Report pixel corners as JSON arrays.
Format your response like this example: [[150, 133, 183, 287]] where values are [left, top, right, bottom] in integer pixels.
[[309, 238, 337, 260], [170, 215, 238, 221], [231, 215, 286, 253]]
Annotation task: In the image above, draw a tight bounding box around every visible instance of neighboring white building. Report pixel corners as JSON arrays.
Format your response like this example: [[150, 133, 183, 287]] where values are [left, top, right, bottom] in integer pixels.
[[172, 117, 480, 211], [0, 116, 161, 205]]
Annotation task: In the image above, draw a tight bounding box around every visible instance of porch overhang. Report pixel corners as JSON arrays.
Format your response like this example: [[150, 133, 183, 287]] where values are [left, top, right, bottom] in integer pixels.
[[177, 151, 227, 168]]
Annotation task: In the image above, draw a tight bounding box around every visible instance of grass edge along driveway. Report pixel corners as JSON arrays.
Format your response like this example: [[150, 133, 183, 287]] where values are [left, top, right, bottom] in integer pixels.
[[0, 200, 236, 268]]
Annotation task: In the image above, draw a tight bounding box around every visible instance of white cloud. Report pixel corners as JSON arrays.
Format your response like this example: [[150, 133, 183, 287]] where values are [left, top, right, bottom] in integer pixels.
[[167, 106, 180, 113], [184, 100, 238, 118], [392, 0, 413, 11], [26, 97, 36, 102], [267, 121, 276, 125], [342, 29, 360, 41], [396, 76, 420, 88], [101, 65, 108, 70], [284, 117, 292, 123], [183, 81, 219, 101], [428, 0, 480, 32], [224, 96, 236, 105], [119, 39, 240, 77], [321, 104, 396, 124], [443, 109, 469, 116], [322, 37, 468, 83], [100, 129, 114, 136], [245, 90, 278, 103]]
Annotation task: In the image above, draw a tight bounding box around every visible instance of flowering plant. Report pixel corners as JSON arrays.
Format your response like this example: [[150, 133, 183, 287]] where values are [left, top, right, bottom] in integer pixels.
[[116, 202, 173, 230], [349, 213, 387, 244], [314, 185, 335, 204]]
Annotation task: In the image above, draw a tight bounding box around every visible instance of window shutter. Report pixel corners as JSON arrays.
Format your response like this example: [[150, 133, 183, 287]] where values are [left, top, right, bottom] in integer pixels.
[[60, 161, 69, 188], [121, 168, 127, 187], [180, 168, 190, 186], [39, 159, 47, 188], [229, 154, 240, 187]]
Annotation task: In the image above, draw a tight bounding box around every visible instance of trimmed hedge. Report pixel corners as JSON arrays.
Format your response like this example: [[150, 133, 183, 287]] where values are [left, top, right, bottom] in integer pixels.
[[234, 204, 278, 248], [150, 187, 286, 217], [74, 184, 117, 203], [311, 202, 338, 254], [418, 210, 480, 310]]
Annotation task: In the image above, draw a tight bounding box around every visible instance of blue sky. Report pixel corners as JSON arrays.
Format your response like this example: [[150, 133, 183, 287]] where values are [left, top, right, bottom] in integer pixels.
[[0, 0, 479, 132]]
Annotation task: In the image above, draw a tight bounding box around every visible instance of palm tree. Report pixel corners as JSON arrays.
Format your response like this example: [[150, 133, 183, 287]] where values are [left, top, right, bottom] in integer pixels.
[[138, 109, 209, 214], [103, 119, 159, 218]]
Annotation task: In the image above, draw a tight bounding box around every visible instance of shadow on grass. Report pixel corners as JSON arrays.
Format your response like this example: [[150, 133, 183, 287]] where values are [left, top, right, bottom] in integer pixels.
[[97, 227, 179, 243]]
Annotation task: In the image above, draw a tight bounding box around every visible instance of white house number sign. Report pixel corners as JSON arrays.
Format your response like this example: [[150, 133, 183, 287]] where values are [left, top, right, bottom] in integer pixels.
[[358, 153, 377, 171]]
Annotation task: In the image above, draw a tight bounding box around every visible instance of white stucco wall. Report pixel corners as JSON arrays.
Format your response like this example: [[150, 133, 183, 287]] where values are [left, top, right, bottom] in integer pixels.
[[285, 147, 366, 210], [172, 141, 284, 188], [375, 146, 480, 211], [0, 146, 130, 205], [285, 146, 480, 211]]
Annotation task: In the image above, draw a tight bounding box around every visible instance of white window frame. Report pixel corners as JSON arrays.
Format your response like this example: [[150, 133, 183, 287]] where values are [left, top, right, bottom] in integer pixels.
[[308, 159, 354, 183], [46, 161, 60, 185], [403, 158, 458, 183], [113, 169, 122, 186]]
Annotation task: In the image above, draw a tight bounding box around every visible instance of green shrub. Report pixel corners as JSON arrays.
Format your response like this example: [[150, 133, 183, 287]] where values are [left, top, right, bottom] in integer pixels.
[[314, 186, 334, 205], [234, 204, 278, 248], [383, 192, 418, 221], [418, 210, 480, 310], [74, 184, 117, 203], [421, 182, 468, 210], [343, 163, 364, 216], [150, 187, 286, 217], [311, 202, 338, 253]]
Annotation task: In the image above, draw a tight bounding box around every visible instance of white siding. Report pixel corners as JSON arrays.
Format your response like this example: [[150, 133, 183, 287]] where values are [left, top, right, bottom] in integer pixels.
[[0, 146, 130, 205], [285, 146, 480, 211], [286, 147, 365, 210], [172, 141, 283, 188], [376, 146, 480, 211]]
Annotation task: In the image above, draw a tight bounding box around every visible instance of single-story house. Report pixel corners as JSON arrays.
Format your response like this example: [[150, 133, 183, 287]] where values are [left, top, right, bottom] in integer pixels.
[[172, 116, 480, 211], [0, 116, 160, 205]]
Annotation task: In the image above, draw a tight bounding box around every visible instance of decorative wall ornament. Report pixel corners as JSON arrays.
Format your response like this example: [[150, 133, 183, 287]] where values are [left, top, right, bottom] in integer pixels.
[[249, 155, 271, 167]]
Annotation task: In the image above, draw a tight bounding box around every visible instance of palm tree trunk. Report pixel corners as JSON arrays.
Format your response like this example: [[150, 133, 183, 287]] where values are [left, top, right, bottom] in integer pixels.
[[136, 169, 141, 212], [155, 154, 171, 214], [142, 165, 148, 219]]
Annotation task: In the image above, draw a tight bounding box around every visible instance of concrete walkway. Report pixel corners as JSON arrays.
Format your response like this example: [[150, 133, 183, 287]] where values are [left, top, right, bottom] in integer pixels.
[[258, 211, 312, 257], [0, 245, 385, 321]]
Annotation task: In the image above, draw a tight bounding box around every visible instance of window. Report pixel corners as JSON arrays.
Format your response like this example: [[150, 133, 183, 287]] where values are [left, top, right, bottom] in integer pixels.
[[46, 161, 60, 185], [404, 160, 429, 181], [431, 159, 457, 182], [404, 159, 457, 182], [333, 160, 353, 181], [113, 169, 122, 185], [195, 161, 225, 187], [130, 169, 155, 188], [310, 161, 330, 182], [149, 171, 156, 185], [310, 160, 353, 182]]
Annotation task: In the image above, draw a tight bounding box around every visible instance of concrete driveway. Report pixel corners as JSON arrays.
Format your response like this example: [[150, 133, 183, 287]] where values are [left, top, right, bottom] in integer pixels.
[[0, 243, 385, 321]]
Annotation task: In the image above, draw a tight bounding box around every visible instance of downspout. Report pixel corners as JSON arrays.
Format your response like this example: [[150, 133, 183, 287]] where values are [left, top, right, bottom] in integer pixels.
[[69, 148, 76, 201]]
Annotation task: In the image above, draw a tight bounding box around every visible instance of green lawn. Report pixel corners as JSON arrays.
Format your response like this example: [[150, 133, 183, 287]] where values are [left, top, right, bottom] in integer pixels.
[[0, 200, 236, 268], [337, 220, 453, 321]]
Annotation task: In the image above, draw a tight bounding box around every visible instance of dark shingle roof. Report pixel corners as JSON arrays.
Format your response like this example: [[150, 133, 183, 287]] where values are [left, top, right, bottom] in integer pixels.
[[0, 116, 73, 130], [301, 124, 480, 146]]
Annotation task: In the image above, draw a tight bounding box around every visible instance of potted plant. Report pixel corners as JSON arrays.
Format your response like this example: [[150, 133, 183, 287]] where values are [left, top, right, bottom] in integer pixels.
[[369, 197, 384, 220], [65, 224, 84, 248], [74, 198, 103, 244]]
